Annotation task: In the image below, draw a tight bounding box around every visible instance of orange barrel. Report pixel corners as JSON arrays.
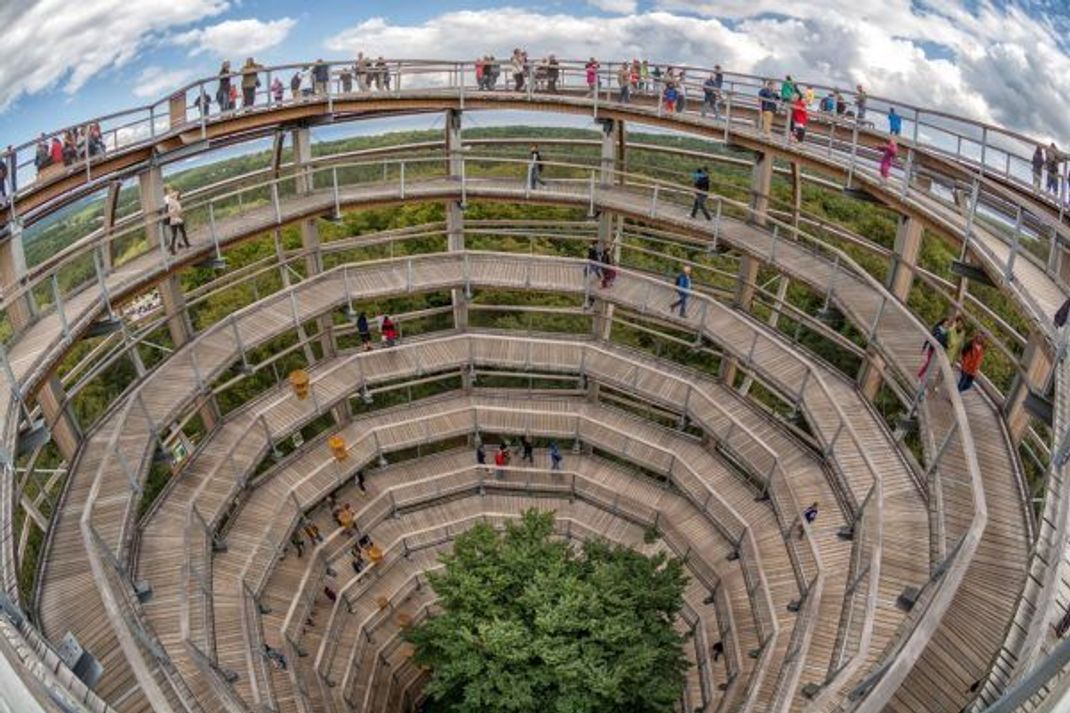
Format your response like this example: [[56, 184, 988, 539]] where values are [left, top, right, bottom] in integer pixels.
[[289, 369, 310, 400], [328, 435, 348, 461]]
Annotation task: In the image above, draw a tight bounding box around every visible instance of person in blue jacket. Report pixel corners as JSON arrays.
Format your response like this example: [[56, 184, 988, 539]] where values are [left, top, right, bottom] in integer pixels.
[[669, 265, 692, 317], [888, 107, 903, 136]]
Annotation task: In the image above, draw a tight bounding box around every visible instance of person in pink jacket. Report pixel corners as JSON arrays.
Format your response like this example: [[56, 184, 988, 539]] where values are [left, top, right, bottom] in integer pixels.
[[879, 138, 898, 181]]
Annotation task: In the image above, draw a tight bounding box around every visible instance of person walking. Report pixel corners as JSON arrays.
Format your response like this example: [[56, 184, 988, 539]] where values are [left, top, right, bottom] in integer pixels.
[[690, 166, 712, 220], [1033, 146, 1046, 192], [586, 242, 603, 281], [355, 469, 367, 492], [662, 82, 678, 113], [527, 145, 547, 189], [791, 95, 808, 142], [779, 75, 797, 112], [494, 443, 509, 479], [549, 441, 563, 471], [546, 55, 559, 92], [357, 312, 372, 350], [758, 81, 777, 136], [512, 50, 526, 92], [271, 76, 284, 104], [957, 334, 986, 393], [701, 73, 720, 119], [164, 187, 190, 255], [312, 59, 329, 95], [918, 316, 950, 381], [216, 61, 232, 111], [617, 63, 631, 104], [241, 57, 263, 108], [798, 502, 818, 539], [940, 313, 963, 365], [600, 248, 616, 288], [669, 265, 692, 317], [879, 138, 898, 182], [585, 58, 599, 96], [888, 107, 903, 136], [521, 436, 534, 464], [855, 84, 868, 120], [340, 65, 353, 94], [476, 443, 487, 466], [381, 315, 398, 347], [1046, 143, 1062, 195], [289, 532, 305, 558]]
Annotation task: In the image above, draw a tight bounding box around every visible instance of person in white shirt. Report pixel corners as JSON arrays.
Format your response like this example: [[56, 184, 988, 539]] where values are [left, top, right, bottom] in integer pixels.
[[164, 187, 190, 255]]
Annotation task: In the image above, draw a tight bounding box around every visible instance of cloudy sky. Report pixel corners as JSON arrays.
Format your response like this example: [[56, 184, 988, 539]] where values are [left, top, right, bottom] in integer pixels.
[[0, 0, 1067, 147]]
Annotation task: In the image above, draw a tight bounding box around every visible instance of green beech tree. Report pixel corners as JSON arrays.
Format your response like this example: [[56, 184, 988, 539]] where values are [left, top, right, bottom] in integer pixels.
[[405, 509, 690, 713]]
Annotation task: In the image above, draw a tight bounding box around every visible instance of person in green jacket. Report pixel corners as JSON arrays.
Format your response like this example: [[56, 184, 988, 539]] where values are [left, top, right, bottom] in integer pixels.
[[780, 75, 798, 111], [945, 315, 966, 367]]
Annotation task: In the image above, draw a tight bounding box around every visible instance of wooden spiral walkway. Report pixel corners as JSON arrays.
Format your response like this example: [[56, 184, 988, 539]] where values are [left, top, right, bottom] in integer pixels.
[[19, 178, 1036, 710]]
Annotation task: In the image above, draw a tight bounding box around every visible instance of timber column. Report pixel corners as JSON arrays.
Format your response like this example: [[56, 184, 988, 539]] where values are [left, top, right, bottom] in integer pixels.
[[1004, 333, 1055, 442], [292, 126, 336, 360], [446, 110, 468, 332], [886, 215, 923, 302], [858, 215, 926, 400], [591, 118, 623, 342], [721, 150, 773, 386]]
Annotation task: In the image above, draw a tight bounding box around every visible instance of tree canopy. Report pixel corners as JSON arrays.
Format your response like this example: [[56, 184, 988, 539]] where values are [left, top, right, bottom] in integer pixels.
[[404, 509, 690, 713]]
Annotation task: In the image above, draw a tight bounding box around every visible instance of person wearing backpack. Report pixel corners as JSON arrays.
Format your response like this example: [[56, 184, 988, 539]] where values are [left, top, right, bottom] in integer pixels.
[[690, 166, 712, 220], [918, 316, 950, 380]]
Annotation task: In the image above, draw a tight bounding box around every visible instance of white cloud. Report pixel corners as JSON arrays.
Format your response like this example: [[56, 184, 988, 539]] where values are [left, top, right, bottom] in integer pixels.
[[172, 17, 297, 56], [587, 0, 639, 12], [132, 66, 195, 99], [326, 4, 1070, 146], [0, 0, 228, 110]]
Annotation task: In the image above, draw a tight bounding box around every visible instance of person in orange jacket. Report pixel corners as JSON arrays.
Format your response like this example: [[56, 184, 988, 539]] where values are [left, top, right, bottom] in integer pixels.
[[957, 334, 986, 393]]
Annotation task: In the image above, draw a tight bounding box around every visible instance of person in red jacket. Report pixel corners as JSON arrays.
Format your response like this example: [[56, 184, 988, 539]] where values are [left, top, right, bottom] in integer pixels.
[[381, 315, 398, 347], [957, 334, 986, 393], [791, 95, 808, 142]]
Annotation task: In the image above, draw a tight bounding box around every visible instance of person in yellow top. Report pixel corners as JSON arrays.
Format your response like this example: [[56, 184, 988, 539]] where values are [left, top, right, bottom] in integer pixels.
[[804, 85, 816, 107], [945, 314, 966, 367]]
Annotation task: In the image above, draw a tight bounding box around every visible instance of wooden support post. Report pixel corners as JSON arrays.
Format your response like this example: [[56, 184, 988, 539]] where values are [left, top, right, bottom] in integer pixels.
[[292, 127, 334, 361], [887, 215, 923, 302], [445, 110, 469, 339], [722, 156, 772, 388], [0, 224, 33, 329], [101, 180, 121, 271], [1004, 332, 1055, 442], [34, 375, 80, 461], [858, 347, 886, 401], [589, 119, 623, 401], [157, 274, 218, 430], [591, 119, 622, 344], [749, 150, 774, 228]]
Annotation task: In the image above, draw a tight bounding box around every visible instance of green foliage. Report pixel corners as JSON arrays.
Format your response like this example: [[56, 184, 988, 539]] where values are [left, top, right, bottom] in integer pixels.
[[406, 509, 690, 713]]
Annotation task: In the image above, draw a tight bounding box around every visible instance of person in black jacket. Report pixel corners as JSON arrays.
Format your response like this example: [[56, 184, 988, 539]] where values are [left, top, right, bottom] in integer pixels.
[[216, 61, 232, 111], [690, 166, 712, 220], [356, 312, 372, 351]]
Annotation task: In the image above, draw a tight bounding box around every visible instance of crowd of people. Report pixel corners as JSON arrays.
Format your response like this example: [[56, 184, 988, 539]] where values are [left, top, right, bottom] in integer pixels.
[[33, 124, 106, 172]]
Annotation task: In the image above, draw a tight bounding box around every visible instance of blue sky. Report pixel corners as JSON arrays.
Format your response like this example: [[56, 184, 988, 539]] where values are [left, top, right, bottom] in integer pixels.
[[0, 0, 1068, 148]]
